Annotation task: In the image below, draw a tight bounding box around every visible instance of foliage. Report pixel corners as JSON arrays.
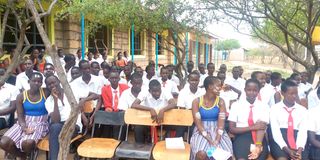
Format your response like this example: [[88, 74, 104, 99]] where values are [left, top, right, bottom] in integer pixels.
[[199, 0, 320, 82], [215, 39, 240, 51]]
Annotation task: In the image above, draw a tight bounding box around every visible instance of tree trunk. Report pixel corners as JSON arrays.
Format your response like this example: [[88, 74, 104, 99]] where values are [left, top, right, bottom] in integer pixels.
[[0, 0, 14, 58], [26, 1, 79, 159]]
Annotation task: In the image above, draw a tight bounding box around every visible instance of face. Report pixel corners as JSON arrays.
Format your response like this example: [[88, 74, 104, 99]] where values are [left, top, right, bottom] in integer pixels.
[[256, 73, 266, 87], [217, 72, 226, 84], [135, 68, 144, 77], [108, 72, 120, 87], [265, 71, 272, 83], [301, 72, 308, 83], [207, 64, 215, 75], [160, 68, 169, 81], [87, 52, 93, 60], [282, 86, 298, 104], [198, 65, 205, 74], [149, 61, 155, 67], [292, 75, 301, 85], [131, 78, 143, 92], [219, 64, 227, 73], [232, 67, 240, 79], [58, 50, 64, 57], [273, 77, 282, 86], [208, 80, 222, 96], [187, 63, 194, 72], [71, 68, 82, 80], [77, 50, 82, 58], [149, 85, 161, 100], [32, 49, 39, 58], [188, 74, 200, 90], [102, 67, 110, 78], [29, 75, 43, 89], [80, 62, 91, 76], [245, 82, 260, 102], [44, 65, 55, 77], [147, 67, 155, 76], [239, 66, 244, 76], [118, 53, 123, 59], [45, 76, 59, 91], [123, 66, 132, 76], [24, 59, 34, 71], [91, 63, 100, 76]]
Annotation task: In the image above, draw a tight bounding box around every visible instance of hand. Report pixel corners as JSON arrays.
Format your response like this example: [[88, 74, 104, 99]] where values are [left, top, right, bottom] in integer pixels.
[[213, 134, 221, 147], [23, 127, 34, 135], [149, 109, 158, 123], [248, 145, 262, 159], [283, 147, 299, 160], [89, 115, 94, 127], [251, 121, 267, 130], [223, 84, 231, 91], [51, 87, 59, 99], [105, 107, 113, 112], [157, 110, 164, 124]]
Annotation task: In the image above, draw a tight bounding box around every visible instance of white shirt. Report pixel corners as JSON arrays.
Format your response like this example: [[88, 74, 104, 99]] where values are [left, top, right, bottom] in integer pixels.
[[157, 78, 179, 94], [270, 101, 308, 149], [0, 83, 19, 121], [91, 57, 104, 65], [15, 71, 35, 91], [170, 75, 180, 87], [45, 94, 82, 132], [228, 99, 269, 128], [259, 84, 280, 107], [177, 87, 205, 109], [118, 88, 139, 110], [298, 82, 313, 99], [70, 75, 103, 101], [308, 107, 320, 135], [224, 77, 245, 92], [137, 90, 173, 110], [199, 73, 209, 87], [307, 89, 320, 109], [220, 90, 239, 113], [142, 74, 157, 89]]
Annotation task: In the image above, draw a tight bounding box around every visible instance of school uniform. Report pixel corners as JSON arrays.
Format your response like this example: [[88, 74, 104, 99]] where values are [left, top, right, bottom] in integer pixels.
[[15, 70, 43, 91], [270, 101, 309, 159], [101, 84, 129, 112], [170, 74, 180, 87], [177, 87, 205, 110], [142, 74, 157, 89], [118, 88, 139, 111], [224, 77, 245, 96], [0, 83, 19, 128], [228, 99, 270, 159], [298, 82, 313, 99], [308, 107, 320, 159], [308, 89, 320, 109], [157, 78, 179, 95]]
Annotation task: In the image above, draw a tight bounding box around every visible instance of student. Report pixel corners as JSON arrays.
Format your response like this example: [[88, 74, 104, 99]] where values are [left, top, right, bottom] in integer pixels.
[[43, 63, 55, 78], [121, 65, 133, 85], [0, 72, 50, 159], [157, 66, 179, 97], [167, 64, 180, 88], [308, 87, 320, 109], [115, 52, 126, 68], [15, 58, 38, 92], [263, 72, 282, 107], [218, 71, 238, 113], [118, 73, 143, 111], [224, 66, 245, 98], [70, 66, 82, 82], [308, 105, 320, 159], [44, 75, 82, 160], [265, 70, 272, 85], [187, 61, 194, 74], [101, 71, 129, 112], [63, 53, 76, 82], [199, 63, 215, 87], [228, 79, 269, 160], [198, 63, 206, 77], [219, 64, 227, 74], [131, 79, 176, 143], [300, 71, 313, 97], [134, 66, 144, 78], [190, 76, 232, 160], [142, 65, 157, 88], [270, 80, 308, 159], [0, 79, 19, 129], [90, 61, 100, 76]]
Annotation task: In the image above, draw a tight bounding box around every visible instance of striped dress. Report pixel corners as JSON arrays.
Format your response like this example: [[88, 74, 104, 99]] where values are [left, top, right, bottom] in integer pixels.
[[4, 89, 48, 150], [190, 96, 233, 160]]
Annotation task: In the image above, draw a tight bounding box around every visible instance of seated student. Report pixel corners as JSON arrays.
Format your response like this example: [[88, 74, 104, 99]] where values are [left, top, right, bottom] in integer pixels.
[[70, 66, 82, 83], [198, 63, 206, 77], [142, 65, 157, 88], [63, 53, 76, 82], [224, 66, 245, 98], [131, 79, 176, 143], [270, 80, 309, 160], [0, 79, 19, 129], [300, 71, 313, 96], [0, 72, 50, 159], [15, 58, 38, 92], [228, 79, 269, 160], [190, 76, 232, 160], [218, 71, 238, 113], [263, 72, 282, 107], [134, 66, 144, 78], [44, 75, 83, 160], [0, 68, 16, 86], [43, 63, 55, 78], [308, 87, 320, 109], [199, 63, 215, 87], [90, 61, 100, 76], [167, 64, 180, 89], [308, 104, 320, 160], [118, 73, 143, 111], [157, 66, 179, 97]]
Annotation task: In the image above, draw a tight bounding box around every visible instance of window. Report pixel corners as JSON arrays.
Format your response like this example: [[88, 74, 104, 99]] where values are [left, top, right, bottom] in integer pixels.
[[88, 26, 112, 55], [3, 14, 45, 53], [130, 31, 142, 55]]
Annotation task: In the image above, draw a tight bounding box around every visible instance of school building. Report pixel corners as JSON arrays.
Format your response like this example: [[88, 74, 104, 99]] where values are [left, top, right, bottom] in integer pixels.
[[1, 7, 218, 67]]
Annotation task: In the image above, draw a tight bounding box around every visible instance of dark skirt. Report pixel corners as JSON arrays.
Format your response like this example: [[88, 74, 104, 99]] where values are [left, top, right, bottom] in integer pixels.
[[233, 131, 268, 160], [270, 128, 309, 159], [309, 135, 320, 160]]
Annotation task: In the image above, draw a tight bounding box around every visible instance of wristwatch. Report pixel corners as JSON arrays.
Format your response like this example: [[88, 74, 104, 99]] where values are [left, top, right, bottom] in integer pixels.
[[201, 131, 207, 137]]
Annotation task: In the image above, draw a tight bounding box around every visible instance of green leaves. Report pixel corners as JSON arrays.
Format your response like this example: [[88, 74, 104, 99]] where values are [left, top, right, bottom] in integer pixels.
[[215, 39, 240, 51]]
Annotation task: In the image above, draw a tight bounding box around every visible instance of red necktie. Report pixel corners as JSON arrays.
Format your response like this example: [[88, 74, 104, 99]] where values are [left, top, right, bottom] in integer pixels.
[[283, 107, 296, 149], [162, 81, 166, 87], [113, 90, 119, 112], [248, 105, 256, 143]]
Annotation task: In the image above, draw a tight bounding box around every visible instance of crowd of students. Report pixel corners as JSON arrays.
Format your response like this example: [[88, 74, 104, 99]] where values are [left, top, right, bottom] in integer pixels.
[[0, 47, 320, 160]]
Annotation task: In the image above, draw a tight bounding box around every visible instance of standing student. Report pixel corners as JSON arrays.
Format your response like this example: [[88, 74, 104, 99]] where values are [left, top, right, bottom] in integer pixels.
[[228, 79, 269, 160], [198, 63, 206, 77], [190, 76, 233, 160], [142, 65, 156, 88], [199, 63, 215, 87], [224, 66, 245, 98], [270, 80, 309, 159], [308, 87, 320, 109], [308, 105, 320, 159], [131, 79, 176, 143]]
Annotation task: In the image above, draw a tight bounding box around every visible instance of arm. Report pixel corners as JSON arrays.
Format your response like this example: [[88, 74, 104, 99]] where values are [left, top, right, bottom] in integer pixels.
[[94, 39, 100, 55], [49, 88, 62, 123], [16, 94, 26, 129], [131, 99, 157, 122], [270, 107, 288, 150], [274, 92, 282, 104], [0, 101, 16, 116], [308, 131, 320, 148], [157, 98, 177, 123], [191, 98, 214, 145]]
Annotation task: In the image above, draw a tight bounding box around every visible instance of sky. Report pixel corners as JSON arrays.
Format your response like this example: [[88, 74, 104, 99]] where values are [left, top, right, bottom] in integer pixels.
[[206, 22, 260, 49]]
